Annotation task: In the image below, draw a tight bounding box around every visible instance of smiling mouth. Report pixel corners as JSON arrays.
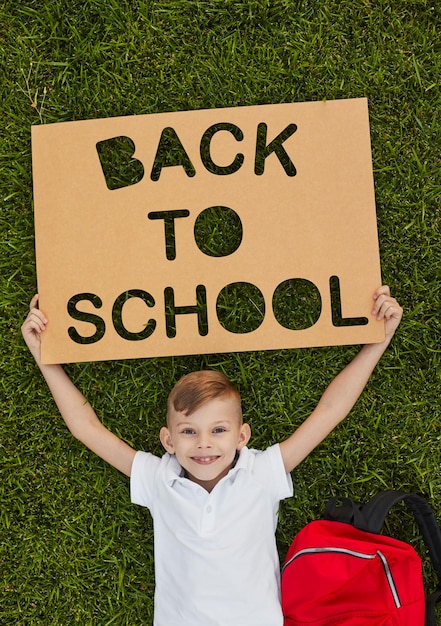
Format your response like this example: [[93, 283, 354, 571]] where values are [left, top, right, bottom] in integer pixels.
[[191, 456, 219, 465]]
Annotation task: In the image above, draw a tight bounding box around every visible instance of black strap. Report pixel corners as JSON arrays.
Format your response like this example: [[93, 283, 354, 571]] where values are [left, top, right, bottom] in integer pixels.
[[324, 496, 369, 531], [361, 491, 441, 584], [426, 590, 441, 626]]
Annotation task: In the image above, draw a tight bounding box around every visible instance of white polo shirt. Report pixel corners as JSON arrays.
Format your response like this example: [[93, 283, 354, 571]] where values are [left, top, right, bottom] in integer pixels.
[[131, 444, 293, 626]]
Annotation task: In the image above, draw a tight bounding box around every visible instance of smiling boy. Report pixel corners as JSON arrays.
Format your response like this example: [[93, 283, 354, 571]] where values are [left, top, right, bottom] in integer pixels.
[[132, 372, 288, 625], [161, 371, 249, 491], [21, 286, 402, 626]]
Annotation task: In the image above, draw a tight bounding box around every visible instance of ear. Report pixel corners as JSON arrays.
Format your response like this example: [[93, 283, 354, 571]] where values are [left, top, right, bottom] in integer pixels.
[[237, 422, 251, 450], [160, 426, 175, 454]]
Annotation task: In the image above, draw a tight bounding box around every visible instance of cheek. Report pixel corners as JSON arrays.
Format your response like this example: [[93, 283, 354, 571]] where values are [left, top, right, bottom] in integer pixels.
[[171, 439, 190, 456]]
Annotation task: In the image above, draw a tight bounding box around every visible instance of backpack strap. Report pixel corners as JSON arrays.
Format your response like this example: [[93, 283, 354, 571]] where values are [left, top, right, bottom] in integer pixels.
[[324, 495, 369, 531], [361, 490, 441, 624], [361, 491, 441, 582], [425, 589, 441, 626]]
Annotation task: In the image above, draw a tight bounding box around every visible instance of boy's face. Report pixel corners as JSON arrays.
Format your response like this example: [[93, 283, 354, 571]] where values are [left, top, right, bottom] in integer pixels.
[[160, 396, 251, 492]]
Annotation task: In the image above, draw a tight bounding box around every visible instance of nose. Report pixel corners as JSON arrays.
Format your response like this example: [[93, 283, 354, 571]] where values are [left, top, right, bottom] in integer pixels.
[[196, 433, 213, 448]]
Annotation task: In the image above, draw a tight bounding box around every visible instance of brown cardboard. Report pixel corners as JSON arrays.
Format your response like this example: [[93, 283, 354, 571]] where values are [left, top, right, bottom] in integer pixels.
[[31, 98, 384, 364]]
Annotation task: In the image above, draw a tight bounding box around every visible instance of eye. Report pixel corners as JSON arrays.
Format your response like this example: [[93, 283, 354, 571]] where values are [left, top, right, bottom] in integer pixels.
[[212, 426, 227, 434], [181, 428, 196, 435]]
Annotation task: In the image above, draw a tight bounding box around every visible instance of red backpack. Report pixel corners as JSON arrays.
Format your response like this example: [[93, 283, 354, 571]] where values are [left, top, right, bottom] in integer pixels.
[[281, 491, 441, 626]]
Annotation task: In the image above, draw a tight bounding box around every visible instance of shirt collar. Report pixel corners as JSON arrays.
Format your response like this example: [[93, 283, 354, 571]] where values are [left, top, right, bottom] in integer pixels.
[[164, 446, 250, 486]]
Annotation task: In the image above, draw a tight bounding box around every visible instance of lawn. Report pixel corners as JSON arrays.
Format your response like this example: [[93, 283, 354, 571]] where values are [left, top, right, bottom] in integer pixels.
[[1, 1, 440, 624]]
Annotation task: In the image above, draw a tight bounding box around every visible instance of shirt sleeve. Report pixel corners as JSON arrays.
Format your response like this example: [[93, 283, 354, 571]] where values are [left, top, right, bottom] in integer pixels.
[[253, 443, 294, 501], [130, 450, 162, 509]]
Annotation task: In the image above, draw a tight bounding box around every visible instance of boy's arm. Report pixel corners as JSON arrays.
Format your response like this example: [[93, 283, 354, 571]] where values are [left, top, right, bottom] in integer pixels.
[[279, 286, 403, 474], [21, 295, 137, 477]]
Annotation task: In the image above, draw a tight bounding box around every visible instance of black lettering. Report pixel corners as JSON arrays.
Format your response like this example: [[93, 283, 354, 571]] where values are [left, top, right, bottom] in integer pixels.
[[148, 210, 190, 260], [330, 276, 368, 327], [67, 293, 106, 344], [200, 123, 244, 175], [150, 127, 196, 181], [164, 285, 208, 338], [194, 206, 243, 257], [272, 278, 322, 329], [96, 136, 145, 190], [112, 290, 156, 341], [255, 122, 297, 176], [216, 282, 265, 334]]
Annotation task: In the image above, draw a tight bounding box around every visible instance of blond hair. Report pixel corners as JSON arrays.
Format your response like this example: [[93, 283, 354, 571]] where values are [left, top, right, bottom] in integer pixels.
[[167, 370, 241, 420]]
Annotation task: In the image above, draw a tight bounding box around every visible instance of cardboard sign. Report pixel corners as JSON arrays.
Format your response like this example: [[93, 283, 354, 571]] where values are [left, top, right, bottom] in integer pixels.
[[32, 98, 384, 364]]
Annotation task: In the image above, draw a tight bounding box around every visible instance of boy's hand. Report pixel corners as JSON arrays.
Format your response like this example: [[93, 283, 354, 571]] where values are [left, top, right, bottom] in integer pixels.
[[20, 295, 137, 477], [280, 284, 403, 473], [372, 285, 403, 343], [21, 294, 48, 363]]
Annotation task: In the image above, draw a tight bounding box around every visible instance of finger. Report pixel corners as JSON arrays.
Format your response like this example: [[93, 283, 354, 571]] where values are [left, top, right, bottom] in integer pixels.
[[28, 301, 48, 323], [26, 320, 44, 336], [383, 302, 403, 321], [29, 294, 39, 310], [376, 299, 402, 321], [373, 285, 390, 301], [27, 310, 48, 332], [372, 291, 395, 316]]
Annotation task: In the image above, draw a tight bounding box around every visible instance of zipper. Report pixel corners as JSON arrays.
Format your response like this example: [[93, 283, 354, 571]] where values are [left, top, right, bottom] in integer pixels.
[[282, 547, 401, 609]]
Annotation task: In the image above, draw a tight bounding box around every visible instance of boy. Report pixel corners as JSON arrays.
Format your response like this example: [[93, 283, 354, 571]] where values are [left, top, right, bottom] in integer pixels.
[[21, 286, 402, 626]]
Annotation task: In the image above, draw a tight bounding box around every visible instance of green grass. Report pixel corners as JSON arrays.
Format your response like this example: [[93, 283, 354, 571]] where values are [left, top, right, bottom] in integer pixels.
[[1, 0, 440, 623]]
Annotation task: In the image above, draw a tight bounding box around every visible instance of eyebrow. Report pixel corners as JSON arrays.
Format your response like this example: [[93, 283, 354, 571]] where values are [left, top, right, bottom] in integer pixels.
[[175, 418, 233, 428]]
